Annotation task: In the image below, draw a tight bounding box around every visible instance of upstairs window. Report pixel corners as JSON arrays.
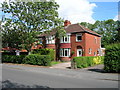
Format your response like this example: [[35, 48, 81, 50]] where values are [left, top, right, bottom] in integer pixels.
[[76, 34, 82, 42], [95, 37, 97, 44], [60, 34, 70, 43]]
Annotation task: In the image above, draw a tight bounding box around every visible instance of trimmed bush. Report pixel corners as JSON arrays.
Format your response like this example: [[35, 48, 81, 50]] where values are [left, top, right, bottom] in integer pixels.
[[73, 56, 104, 68], [31, 49, 55, 61], [23, 54, 51, 66], [104, 43, 120, 73], [2, 55, 26, 64]]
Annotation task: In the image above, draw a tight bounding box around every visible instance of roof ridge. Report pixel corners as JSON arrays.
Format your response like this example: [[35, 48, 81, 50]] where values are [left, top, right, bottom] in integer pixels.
[[78, 24, 87, 31]]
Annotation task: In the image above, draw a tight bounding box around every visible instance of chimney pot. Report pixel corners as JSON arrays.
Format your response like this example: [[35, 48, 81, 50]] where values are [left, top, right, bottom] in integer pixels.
[[64, 20, 71, 26]]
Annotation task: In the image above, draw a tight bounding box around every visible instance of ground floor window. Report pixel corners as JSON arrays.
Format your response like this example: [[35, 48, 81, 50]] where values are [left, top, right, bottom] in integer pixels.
[[60, 48, 71, 57]]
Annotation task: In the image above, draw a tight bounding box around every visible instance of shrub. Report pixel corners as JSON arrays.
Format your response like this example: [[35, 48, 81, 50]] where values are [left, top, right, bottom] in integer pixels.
[[73, 56, 104, 68], [104, 43, 120, 73], [93, 56, 104, 65], [31, 49, 55, 61], [2, 55, 26, 64], [23, 54, 51, 66]]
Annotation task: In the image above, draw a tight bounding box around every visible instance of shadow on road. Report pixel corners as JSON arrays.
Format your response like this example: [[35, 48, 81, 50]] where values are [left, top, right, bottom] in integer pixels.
[[2, 80, 50, 89], [87, 68, 105, 73]]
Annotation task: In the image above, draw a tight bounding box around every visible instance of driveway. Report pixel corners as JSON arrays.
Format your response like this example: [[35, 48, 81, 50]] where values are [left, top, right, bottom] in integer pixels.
[[2, 63, 118, 88], [50, 62, 71, 69]]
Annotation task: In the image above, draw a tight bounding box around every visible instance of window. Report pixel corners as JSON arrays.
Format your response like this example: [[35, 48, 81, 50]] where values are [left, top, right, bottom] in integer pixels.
[[39, 38, 42, 44], [94, 52, 96, 56], [76, 34, 82, 42], [60, 34, 70, 43], [89, 48, 92, 54], [97, 48, 100, 55], [60, 48, 70, 57], [95, 37, 97, 43], [46, 35, 55, 44]]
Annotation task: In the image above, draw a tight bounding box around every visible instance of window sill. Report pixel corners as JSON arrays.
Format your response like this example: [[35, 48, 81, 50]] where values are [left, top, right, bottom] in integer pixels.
[[60, 56, 70, 57], [46, 43, 55, 44], [60, 42, 70, 43], [76, 40, 82, 42]]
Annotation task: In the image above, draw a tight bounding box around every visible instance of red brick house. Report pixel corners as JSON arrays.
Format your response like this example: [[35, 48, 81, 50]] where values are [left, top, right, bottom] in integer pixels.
[[38, 20, 101, 61]]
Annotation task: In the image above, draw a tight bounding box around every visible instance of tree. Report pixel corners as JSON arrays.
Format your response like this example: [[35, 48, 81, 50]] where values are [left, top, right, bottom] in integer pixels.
[[1, 0, 63, 54], [80, 22, 96, 31], [0, 21, 2, 51], [43, 19, 66, 61], [54, 23, 66, 61]]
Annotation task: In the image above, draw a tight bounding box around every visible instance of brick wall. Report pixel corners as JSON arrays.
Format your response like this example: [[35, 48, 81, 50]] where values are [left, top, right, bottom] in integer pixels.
[[71, 33, 86, 59], [85, 33, 101, 56], [46, 44, 55, 49]]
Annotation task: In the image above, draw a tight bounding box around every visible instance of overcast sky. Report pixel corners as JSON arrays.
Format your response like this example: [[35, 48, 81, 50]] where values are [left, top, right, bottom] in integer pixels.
[[0, 0, 119, 24]]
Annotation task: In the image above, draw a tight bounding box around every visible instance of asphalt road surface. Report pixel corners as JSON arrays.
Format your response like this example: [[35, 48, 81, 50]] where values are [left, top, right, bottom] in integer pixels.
[[2, 64, 119, 88]]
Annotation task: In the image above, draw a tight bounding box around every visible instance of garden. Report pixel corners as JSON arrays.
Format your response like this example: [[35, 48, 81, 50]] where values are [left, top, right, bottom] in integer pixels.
[[72, 43, 120, 73], [2, 49, 60, 66]]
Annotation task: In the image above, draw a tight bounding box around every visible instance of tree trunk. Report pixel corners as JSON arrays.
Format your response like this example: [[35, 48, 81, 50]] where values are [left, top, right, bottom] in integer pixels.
[[55, 38, 60, 61]]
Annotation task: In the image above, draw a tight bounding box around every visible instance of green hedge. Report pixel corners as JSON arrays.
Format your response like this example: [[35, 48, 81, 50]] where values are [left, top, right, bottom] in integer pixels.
[[31, 49, 55, 61], [2, 54, 51, 66], [73, 56, 104, 68], [2, 55, 26, 64], [23, 54, 51, 66], [104, 43, 120, 73]]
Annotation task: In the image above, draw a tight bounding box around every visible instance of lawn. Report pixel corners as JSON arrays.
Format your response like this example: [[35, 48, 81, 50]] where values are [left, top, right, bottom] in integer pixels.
[[51, 61, 62, 66]]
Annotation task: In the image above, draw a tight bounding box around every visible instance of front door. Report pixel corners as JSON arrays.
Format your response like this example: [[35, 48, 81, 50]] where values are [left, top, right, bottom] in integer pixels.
[[77, 49, 82, 57]]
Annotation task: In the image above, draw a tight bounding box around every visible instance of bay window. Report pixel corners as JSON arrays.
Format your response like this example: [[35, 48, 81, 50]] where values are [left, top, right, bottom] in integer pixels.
[[60, 34, 70, 43], [60, 48, 71, 57], [46, 35, 55, 44]]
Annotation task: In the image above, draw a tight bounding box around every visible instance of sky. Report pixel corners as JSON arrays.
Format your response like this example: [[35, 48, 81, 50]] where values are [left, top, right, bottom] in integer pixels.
[[0, 0, 119, 24]]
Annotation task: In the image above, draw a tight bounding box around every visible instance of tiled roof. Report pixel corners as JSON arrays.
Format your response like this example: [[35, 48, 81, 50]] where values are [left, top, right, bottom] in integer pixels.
[[38, 30, 56, 37], [65, 24, 101, 36], [39, 24, 101, 37]]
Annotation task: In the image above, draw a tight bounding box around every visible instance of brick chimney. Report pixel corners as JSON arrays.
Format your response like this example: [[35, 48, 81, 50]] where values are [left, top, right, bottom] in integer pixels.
[[64, 20, 71, 26]]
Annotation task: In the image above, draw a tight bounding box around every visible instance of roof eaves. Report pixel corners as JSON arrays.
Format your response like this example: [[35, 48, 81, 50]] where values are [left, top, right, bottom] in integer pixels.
[[79, 24, 101, 37]]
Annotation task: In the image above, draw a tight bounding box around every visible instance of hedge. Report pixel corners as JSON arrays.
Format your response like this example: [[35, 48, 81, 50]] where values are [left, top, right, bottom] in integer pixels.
[[2, 55, 26, 64], [31, 49, 55, 61], [2, 54, 51, 66], [73, 56, 104, 68], [104, 43, 120, 73], [23, 54, 51, 66]]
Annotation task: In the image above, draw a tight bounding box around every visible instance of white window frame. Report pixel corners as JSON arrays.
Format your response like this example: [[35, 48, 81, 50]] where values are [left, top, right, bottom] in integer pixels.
[[46, 35, 55, 44], [94, 52, 96, 56], [89, 48, 92, 54], [60, 48, 71, 57], [97, 48, 100, 55], [95, 37, 97, 44], [60, 33, 71, 43], [76, 33, 82, 42], [39, 38, 42, 44]]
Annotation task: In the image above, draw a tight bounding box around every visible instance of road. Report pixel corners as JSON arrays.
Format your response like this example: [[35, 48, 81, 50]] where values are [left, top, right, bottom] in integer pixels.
[[2, 64, 119, 88]]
